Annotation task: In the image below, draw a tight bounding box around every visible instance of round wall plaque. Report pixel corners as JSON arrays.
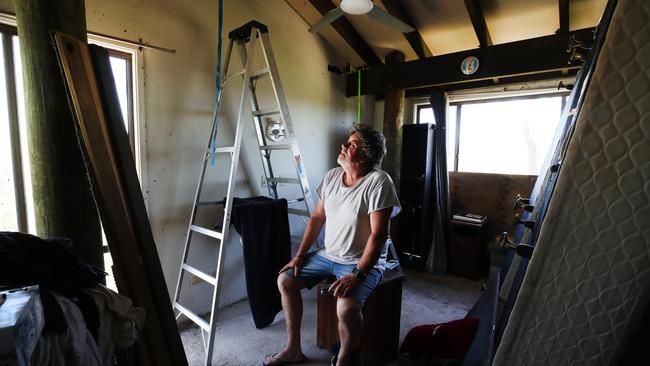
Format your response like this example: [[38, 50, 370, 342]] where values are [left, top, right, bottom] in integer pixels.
[[460, 56, 479, 75]]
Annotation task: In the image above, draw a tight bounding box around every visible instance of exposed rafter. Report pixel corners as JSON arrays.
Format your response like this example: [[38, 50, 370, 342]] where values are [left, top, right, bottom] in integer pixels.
[[463, 0, 492, 48], [346, 28, 595, 96], [308, 0, 383, 66], [380, 0, 432, 59], [558, 0, 570, 34]]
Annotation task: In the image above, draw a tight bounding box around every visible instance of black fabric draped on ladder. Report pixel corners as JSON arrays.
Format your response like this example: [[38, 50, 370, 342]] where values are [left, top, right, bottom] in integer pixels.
[[425, 89, 450, 275], [230, 196, 291, 329]]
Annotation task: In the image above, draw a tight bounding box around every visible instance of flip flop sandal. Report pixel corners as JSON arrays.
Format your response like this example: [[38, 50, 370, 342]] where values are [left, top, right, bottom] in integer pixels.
[[262, 352, 306, 366]]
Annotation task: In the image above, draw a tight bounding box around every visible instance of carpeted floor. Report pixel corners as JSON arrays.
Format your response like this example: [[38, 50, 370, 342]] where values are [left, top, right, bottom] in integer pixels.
[[180, 270, 482, 365]]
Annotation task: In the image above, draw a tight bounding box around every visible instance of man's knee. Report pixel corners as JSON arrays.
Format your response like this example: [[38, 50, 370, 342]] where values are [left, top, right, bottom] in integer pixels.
[[336, 298, 361, 324], [277, 272, 300, 293]]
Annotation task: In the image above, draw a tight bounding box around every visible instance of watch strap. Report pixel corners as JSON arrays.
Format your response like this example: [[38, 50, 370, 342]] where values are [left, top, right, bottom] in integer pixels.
[[352, 267, 367, 281]]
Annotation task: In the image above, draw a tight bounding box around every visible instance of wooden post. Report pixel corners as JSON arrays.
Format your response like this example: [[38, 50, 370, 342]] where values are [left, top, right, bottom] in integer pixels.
[[382, 50, 405, 190], [15, 0, 103, 268]]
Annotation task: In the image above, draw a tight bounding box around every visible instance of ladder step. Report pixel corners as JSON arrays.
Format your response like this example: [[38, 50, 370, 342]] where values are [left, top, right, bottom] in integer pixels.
[[251, 67, 270, 80], [190, 225, 223, 240], [174, 302, 210, 331], [267, 177, 301, 184], [260, 144, 291, 151], [252, 108, 281, 117], [287, 197, 305, 203], [222, 68, 269, 84], [197, 201, 224, 206], [206, 147, 235, 155], [287, 208, 310, 217], [182, 264, 217, 286]]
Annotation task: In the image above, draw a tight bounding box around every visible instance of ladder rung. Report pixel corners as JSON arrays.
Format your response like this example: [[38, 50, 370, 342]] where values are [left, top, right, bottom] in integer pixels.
[[267, 177, 301, 184], [175, 302, 210, 331], [197, 201, 224, 206], [223, 69, 245, 82], [287, 198, 305, 203], [190, 225, 223, 240], [251, 67, 270, 80], [206, 147, 235, 155], [252, 108, 281, 117], [223, 68, 269, 84], [260, 144, 291, 151], [287, 208, 310, 217], [182, 264, 217, 286]]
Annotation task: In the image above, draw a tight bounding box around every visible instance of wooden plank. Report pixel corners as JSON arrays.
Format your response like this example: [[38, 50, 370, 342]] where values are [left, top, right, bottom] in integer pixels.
[[463, 0, 492, 47], [404, 68, 579, 98], [308, 0, 382, 66], [53, 32, 187, 366], [346, 28, 594, 96], [449, 172, 536, 245], [380, 0, 432, 59], [558, 0, 570, 34]]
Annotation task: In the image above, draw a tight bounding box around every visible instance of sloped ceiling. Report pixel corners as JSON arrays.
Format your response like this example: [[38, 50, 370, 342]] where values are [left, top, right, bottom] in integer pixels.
[[287, 0, 607, 66]]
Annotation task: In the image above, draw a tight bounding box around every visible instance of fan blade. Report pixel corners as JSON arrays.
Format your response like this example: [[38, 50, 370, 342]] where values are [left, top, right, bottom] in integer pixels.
[[367, 6, 415, 33], [309, 7, 345, 33]]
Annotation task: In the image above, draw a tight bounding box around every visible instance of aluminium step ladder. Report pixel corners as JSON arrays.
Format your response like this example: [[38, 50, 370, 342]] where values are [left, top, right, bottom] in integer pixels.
[[172, 21, 313, 365]]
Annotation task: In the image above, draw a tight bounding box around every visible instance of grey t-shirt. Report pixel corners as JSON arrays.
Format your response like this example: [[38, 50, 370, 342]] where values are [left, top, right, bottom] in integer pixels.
[[315, 167, 400, 265]]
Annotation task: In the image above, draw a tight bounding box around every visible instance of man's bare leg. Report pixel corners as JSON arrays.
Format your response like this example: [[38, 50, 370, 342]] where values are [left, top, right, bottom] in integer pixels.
[[264, 273, 305, 365], [336, 297, 362, 366]]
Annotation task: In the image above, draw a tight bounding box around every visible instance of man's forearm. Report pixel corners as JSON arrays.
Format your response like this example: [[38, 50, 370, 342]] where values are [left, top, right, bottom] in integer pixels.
[[295, 216, 325, 257], [356, 232, 387, 273]]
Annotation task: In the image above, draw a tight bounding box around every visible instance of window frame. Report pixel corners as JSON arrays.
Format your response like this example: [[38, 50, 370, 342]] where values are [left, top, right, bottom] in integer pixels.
[[412, 90, 569, 174], [0, 14, 148, 234]]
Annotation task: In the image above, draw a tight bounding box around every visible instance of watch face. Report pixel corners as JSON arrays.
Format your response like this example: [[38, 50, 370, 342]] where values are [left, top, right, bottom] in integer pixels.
[[460, 56, 479, 75]]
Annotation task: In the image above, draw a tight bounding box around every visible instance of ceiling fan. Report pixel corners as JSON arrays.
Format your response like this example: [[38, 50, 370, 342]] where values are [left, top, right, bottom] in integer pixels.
[[309, 0, 415, 34]]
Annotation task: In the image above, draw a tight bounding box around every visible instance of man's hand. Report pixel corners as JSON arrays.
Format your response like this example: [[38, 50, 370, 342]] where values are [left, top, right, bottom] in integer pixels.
[[330, 274, 360, 298], [279, 255, 305, 276]]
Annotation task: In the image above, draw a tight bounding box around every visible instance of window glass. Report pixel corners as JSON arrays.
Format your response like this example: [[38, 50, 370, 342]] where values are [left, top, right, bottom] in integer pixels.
[[417, 105, 434, 124], [0, 38, 18, 231], [109, 56, 129, 132], [446, 105, 457, 171], [457, 96, 563, 175], [14, 36, 36, 233]]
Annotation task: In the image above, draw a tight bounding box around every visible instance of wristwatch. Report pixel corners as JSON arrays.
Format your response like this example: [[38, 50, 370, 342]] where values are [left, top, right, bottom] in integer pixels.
[[352, 267, 367, 281]]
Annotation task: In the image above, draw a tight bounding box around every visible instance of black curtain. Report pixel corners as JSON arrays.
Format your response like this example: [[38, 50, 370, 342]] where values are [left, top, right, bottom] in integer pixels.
[[425, 89, 450, 274]]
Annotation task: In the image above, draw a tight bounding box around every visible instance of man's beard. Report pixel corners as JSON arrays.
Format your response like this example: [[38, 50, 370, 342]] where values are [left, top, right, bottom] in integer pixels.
[[337, 155, 348, 167]]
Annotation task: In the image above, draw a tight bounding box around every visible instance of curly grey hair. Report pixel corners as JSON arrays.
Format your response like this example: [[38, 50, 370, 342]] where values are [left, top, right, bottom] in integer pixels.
[[348, 124, 386, 169]]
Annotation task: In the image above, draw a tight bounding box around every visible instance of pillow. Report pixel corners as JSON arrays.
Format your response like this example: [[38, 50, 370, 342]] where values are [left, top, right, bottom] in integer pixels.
[[400, 318, 480, 361]]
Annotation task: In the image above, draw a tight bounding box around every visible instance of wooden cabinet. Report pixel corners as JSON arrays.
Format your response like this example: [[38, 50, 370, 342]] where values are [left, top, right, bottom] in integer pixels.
[[448, 220, 488, 280]]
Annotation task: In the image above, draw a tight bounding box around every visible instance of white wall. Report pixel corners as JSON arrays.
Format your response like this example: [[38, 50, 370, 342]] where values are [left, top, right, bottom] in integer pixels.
[[0, 0, 356, 313]]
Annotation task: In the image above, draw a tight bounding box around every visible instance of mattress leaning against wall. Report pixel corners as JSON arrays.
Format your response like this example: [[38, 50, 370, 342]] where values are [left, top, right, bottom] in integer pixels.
[[493, 0, 650, 364]]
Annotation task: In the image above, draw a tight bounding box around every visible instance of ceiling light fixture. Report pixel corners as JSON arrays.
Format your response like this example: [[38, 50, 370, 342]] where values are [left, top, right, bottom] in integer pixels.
[[340, 0, 373, 15]]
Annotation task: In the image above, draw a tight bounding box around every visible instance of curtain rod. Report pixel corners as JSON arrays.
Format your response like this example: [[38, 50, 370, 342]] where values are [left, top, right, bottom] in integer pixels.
[[89, 31, 175, 54], [0, 10, 176, 54]]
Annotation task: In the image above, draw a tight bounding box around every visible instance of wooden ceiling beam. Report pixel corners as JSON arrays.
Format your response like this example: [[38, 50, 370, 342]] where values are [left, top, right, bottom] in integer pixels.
[[463, 0, 492, 48], [346, 28, 595, 96], [380, 0, 433, 59], [308, 0, 383, 66], [558, 0, 570, 34]]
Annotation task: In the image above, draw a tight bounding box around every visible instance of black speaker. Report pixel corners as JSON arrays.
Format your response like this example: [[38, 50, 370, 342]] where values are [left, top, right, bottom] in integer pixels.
[[397, 124, 435, 270]]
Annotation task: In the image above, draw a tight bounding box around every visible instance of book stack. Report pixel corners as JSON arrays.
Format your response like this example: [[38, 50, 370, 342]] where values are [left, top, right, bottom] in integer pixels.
[[452, 213, 487, 227]]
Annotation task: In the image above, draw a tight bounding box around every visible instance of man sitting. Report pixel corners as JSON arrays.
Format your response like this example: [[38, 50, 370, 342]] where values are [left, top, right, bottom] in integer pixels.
[[264, 124, 400, 366]]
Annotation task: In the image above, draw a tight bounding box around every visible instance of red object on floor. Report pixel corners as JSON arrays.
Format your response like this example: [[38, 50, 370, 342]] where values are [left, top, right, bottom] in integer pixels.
[[400, 318, 480, 360]]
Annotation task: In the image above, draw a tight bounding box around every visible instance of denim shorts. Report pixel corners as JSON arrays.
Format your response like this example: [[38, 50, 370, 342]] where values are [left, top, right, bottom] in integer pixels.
[[285, 252, 382, 307]]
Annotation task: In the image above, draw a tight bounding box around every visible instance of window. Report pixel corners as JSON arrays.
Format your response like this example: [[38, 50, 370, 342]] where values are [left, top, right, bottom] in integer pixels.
[[0, 22, 144, 236], [415, 93, 566, 175]]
